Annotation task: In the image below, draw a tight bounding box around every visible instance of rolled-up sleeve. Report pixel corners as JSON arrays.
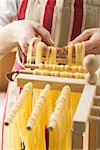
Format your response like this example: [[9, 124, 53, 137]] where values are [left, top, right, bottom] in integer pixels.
[[0, 0, 22, 27]]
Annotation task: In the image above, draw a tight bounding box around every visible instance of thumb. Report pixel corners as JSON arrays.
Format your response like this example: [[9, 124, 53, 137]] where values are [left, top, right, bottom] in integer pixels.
[[32, 22, 54, 46], [70, 29, 93, 44]]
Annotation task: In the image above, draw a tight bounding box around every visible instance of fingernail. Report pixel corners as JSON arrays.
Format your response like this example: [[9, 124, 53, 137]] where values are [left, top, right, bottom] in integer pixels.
[[50, 38, 54, 46]]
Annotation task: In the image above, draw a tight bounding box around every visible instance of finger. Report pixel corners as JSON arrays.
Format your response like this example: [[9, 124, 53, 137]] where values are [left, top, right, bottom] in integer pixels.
[[84, 37, 100, 52], [85, 46, 100, 55], [26, 30, 36, 44], [32, 22, 54, 46], [33, 40, 48, 57], [19, 40, 29, 56], [70, 29, 93, 44], [42, 44, 48, 57], [24, 31, 38, 56], [32, 38, 41, 56]]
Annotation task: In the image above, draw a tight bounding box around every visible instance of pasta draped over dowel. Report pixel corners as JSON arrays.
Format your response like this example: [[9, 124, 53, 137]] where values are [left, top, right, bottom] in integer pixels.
[[4, 38, 86, 150]]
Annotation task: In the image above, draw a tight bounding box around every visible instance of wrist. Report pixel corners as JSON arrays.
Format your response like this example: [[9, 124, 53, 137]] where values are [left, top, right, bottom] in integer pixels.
[[0, 23, 18, 55], [5, 22, 18, 45]]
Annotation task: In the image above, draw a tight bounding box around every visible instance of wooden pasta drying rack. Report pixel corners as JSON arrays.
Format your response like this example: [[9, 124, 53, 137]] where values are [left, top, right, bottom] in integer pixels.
[[5, 40, 100, 149], [15, 41, 100, 149]]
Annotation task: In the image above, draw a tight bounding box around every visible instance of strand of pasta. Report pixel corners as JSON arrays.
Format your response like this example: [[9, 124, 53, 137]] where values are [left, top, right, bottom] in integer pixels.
[[35, 41, 47, 64], [26, 40, 48, 149], [45, 45, 60, 136], [48, 86, 71, 130], [26, 84, 51, 150], [33, 39, 46, 122], [4, 82, 33, 149], [17, 82, 33, 150], [46, 47, 57, 64], [48, 86, 71, 150], [68, 44, 73, 65], [67, 42, 85, 149], [27, 37, 40, 64], [4, 116, 22, 150], [4, 41, 86, 149], [67, 42, 85, 66], [4, 82, 33, 126], [27, 84, 51, 130], [27, 40, 85, 67], [75, 42, 85, 66], [46, 46, 50, 64], [20, 91, 33, 150]]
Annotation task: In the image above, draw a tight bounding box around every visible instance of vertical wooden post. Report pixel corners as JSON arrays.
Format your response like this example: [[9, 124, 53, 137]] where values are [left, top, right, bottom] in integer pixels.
[[83, 122, 89, 150], [89, 121, 97, 150], [72, 130, 83, 150]]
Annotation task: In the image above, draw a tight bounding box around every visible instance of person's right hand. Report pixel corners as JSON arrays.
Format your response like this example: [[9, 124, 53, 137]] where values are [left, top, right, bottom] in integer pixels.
[[6, 20, 54, 54]]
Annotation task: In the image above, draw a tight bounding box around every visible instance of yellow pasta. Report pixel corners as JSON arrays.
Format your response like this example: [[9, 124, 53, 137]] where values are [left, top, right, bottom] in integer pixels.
[[27, 37, 40, 64], [68, 44, 73, 65], [4, 82, 33, 149], [75, 42, 85, 66], [48, 86, 71, 150], [35, 42, 44, 64], [4, 41, 86, 150], [46, 47, 57, 64]]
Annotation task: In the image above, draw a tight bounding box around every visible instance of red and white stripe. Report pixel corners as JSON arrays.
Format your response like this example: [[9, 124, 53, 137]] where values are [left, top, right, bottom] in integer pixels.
[[68, 0, 86, 42]]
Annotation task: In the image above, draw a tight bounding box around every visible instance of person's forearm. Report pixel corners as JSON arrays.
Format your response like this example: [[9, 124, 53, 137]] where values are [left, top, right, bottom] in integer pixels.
[[0, 24, 18, 55]]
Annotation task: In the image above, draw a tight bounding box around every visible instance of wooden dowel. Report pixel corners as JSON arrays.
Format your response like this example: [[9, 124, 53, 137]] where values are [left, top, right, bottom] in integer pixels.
[[5, 94, 26, 126], [19, 68, 86, 79], [24, 63, 38, 69], [48, 86, 71, 131], [17, 73, 86, 92], [27, 37, 40, 64], [20, 69, 33, 74], [94, 96, 100, 100], [24, 63, 85, 72], [48, 120, 57, 131], [31, 56, 68, 64], [89, 115, 100, 122], [94, 96, 100, 105], [33, 70, 85, 79], [91, 106, 100, 111]]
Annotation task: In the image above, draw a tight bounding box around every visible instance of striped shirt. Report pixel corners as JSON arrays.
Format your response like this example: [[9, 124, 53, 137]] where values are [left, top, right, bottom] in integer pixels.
[[0, 0, 23, 27]]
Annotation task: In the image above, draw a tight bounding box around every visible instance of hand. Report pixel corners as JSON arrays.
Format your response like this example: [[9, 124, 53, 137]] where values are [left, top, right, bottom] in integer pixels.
[[70, 28, 100, 54], [5, 20, 54, 55]]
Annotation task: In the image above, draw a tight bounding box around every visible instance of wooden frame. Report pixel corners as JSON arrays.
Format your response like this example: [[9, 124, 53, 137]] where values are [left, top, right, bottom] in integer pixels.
[[17, 74, 85, 92], [16, 71, 100, 149], [15, 53, 100, 149], [72, 84, 96, 149]]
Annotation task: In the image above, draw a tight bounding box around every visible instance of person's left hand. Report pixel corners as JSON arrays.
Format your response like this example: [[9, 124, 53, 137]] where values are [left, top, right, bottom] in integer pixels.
[[70, 28, 100, 54], [63, 28, 100, 55]]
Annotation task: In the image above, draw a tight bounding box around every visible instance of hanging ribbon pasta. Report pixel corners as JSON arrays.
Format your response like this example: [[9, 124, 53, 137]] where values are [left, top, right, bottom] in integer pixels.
[[4, 39, 87, 150]]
